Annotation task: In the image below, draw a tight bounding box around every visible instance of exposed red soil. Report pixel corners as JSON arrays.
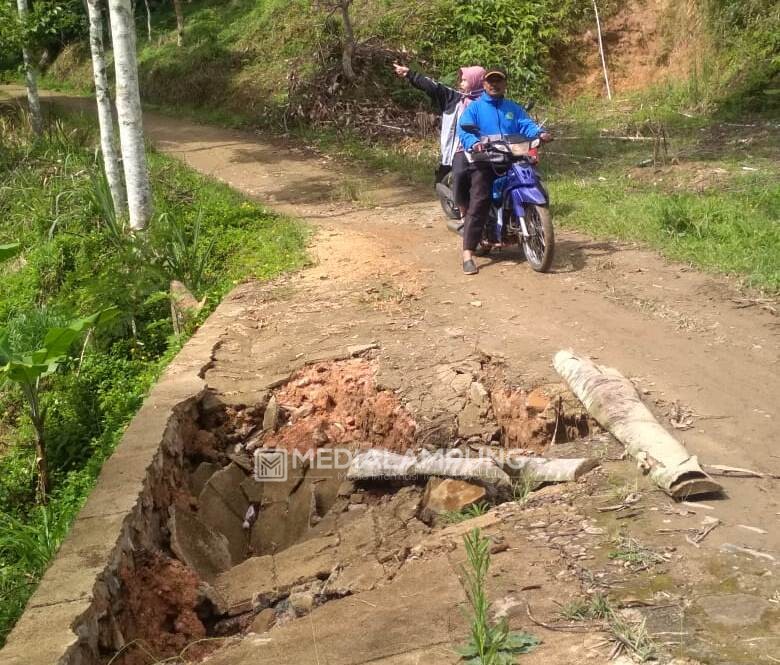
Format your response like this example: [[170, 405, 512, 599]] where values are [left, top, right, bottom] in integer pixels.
[[491, 384, 593, 453], [263, 358, 417, 453], [116, 551, 209, 665]]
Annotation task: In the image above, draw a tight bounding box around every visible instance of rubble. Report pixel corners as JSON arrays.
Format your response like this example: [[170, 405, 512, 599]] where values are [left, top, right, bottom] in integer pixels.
[[421, 478, 486, 519]]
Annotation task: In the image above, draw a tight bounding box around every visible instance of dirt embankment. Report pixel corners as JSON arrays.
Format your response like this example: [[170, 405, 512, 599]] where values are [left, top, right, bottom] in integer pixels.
[[553, 0, 705, 99]]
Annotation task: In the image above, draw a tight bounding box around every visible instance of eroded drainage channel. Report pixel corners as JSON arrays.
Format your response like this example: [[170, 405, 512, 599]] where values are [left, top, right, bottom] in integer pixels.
[[106, 357, 598, 664]]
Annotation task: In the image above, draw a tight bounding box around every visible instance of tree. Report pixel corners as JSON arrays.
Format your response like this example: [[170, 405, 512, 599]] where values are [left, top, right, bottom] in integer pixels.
[[106, 0, 153, 231], [315, 0, 356, 82], [15, 0, 44, 135], [172, 0, 184, 46], [0, 308, 119, 502], [85, 0, 126, 215]]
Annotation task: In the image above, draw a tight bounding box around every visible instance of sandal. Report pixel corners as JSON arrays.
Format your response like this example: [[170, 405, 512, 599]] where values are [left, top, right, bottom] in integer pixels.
[[462, 259, 479, 275]]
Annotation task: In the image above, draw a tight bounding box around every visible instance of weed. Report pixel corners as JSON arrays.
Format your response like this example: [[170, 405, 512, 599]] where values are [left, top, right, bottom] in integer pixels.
[[610, 612, 656, 662], [459, 528, 539, 664], [443, 501, 490, 524], [609, 535, 667, 570], [511, 472, 538, 504], [558, 593, 612, 621]]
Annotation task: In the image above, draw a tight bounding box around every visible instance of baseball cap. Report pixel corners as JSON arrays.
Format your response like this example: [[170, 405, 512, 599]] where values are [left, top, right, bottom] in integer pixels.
[[484, 67, 507, 80]]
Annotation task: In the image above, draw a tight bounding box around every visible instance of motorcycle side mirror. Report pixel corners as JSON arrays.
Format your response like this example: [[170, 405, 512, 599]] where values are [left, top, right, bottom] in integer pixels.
[[461, 123, 479, 134]]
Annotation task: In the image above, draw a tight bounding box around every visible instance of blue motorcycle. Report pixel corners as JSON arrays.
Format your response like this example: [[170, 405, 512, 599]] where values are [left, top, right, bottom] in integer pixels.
[[451, 133, 554, 272]]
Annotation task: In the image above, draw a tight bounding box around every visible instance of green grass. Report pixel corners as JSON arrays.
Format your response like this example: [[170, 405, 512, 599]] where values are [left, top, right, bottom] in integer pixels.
[[0, 105, 307, 645], [558, 593, 612, 621], [443, 501, 490, 524]]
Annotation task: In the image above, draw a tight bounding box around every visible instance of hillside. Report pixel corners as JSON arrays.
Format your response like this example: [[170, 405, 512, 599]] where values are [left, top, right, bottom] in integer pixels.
[[42, 0, 779, 132]]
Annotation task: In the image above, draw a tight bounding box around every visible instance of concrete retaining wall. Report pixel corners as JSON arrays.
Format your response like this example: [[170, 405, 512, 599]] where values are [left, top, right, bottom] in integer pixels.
[[0, 292, 239, 665]]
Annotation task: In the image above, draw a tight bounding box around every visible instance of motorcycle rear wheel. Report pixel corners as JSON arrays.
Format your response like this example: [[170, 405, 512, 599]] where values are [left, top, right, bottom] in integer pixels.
[[437, 173, 462, 220], [522, 204, 555, 273]]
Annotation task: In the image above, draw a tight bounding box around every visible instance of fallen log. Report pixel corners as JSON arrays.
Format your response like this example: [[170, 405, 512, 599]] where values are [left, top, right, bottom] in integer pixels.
[[553, 350, 722, 499]]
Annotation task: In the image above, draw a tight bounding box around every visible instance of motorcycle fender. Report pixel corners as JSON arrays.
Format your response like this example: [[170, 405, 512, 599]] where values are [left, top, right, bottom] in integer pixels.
[[510, 186, 548, 214]]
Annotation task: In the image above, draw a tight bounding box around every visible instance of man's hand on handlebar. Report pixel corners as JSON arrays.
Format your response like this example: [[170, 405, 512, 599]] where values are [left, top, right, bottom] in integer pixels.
[[471, 143, 485, 153], [540, 132, 553, 143]]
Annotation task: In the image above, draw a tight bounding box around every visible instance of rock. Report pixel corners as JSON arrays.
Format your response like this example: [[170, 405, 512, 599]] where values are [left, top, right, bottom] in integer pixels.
[[469, 381, 489, 406], [288, 591, 316, 617], [169, 507, 233, 582], [346, 449, 416, 481], [249, 608, 276, 634], [696, 594, 771, 626], [263, 395, 280, 432], [190, 462, 219, 497], [337, 480, 355, 497], [526, 387, 551, 413], [196, 581, 229, 615], [450, 372, 474, 397], [457, 402, 486, 438], [422, 478, 486, 517], [214, 555, 276, 615]]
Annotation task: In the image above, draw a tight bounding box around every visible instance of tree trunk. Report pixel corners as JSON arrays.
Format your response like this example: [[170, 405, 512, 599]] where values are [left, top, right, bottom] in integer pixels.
[[23, 383, 49, 503], [15, 0, 44, 135], [107, 0, 153, 231], [86, 0, 127, 216], [554, 350, 721, 498], [172, 0, 184, 46], [339, 0, 356, 82], [143, 0, 152, 41]]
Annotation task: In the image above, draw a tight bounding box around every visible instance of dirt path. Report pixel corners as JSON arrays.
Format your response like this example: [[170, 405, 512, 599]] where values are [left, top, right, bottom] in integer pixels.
[[4, 87, 779, 664]]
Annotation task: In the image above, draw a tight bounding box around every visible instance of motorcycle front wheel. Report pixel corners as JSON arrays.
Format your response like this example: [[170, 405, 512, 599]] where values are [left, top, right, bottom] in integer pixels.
[[522, 204, 555, 273]]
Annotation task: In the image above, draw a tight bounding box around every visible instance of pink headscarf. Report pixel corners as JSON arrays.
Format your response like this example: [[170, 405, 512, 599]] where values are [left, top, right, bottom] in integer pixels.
[[459, 65, 486, 105]]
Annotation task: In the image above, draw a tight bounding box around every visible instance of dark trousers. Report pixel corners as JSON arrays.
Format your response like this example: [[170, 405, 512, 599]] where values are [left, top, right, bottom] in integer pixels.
[[463, 165, 497, 251]]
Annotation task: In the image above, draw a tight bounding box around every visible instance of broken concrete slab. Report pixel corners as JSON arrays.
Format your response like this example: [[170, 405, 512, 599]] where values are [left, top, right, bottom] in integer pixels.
[[346, 449, 416, 481], [457, 402, 488, 438], [215, 555, 276, 615], [251, 502, 290, 555], [169, 507, 232, 582], [422, 478, 486, 517], [274, 534, 339, 590], [200, 463, 249, 518], [199, 557, 467, 665], [190, 461, 219, 497], [325, 559, 386, 595], [199, 463, 250, 563]]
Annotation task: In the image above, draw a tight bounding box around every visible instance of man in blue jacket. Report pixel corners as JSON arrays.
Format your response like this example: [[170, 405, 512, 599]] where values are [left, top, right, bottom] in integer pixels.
[[457, 68, 550, 275]]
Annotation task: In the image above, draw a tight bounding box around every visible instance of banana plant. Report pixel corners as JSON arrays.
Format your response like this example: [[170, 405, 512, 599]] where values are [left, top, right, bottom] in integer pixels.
[[0, 243, 21, 262], [0, 307, 119, 503]]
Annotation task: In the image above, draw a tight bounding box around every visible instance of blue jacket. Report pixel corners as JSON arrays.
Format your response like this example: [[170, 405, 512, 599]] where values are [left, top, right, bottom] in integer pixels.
[[457, 92, 542, 150]]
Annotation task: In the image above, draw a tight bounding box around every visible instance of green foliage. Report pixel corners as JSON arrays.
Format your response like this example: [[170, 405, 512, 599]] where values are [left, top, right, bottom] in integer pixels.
[[420, 0, 589, 98], [459, 528, 539, 664], [443, 501, 490, 524], [0, 244, 21, 263]]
